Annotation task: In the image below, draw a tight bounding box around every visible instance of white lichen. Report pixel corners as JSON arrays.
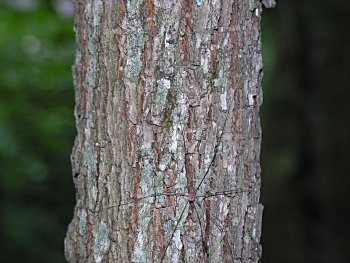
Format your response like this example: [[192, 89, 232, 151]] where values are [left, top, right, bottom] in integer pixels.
[[248, 93, 256, 106], [140, 147, 156, 193], [173, 229, 183, 250], [132, 211, 152, 263], [214, 77, 225, 87], [220, 90, 228, 111], [244, 235, 251, 244], [195, 130, 202, 141], [196, 0, 205, 6], [201, 54, 209, 74], [170, 126, 178, 153], [232, 217, 239, 227], [252, 227, 256, 238], [93, 221, 110, 263], [159, 154, 171, 171]]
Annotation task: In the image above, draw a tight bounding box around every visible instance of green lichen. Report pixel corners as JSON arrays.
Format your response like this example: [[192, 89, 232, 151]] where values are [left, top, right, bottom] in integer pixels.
[[195, 130, 202, 141], [214, 77, 225, 87], [124, 45, 143, 83], [132, 212, 152, 262], [172, 151, 179, 160], [161, 90, 177, 129], [85, 1, 103, 55], [153, 81, 171, 121], [243, 235, 251, 244], [132, 250, 146, 263], [175, 171, 187, 189], [140, 213, 152, 226], [140, 147, 156, 193], [154, 171, 165, 204], [85, 57, 97, 87], [210, 64, 219, 93], [132, 242, 147, 263], [95, 222, 109, 247], [93, 221, 110, 263], [181, 247, 186, 263], [78, 209, 87, 236], [127, 0, 142, 15], [211, 66, 218, 78], [137, 31, 145, 47], [83, 144, 96, 184], [155, 87, 168, 109], [159, 154, 171, 171], [195, 169, 205, 178], [196, 0, 205, 6], [232, 217, 239, 227], [124, 12, 145, 83], [164, 220, 173, 237], [249, 0, 256, 11], [87, 36, 96, 54], [177, 197, 187, 218], [140, 160, 154, 193], [160, 25, 165, 39], [162, 113, 173, 130], [217, 143, 223, 152], [156, 88, 168, 102]]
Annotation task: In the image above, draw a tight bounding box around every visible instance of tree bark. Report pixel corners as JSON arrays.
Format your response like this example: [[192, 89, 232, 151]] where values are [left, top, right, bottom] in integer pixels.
[[65, 0, 264, 262]]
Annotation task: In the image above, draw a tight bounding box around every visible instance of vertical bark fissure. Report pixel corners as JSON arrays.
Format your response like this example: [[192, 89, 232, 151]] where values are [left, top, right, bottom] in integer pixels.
[[65, 0, 265, 262]]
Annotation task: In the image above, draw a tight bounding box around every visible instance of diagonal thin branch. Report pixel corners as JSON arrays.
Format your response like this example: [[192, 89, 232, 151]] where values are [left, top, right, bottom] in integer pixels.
[[193, 203, 208, 260], [195, 99, 232, 192], [195, 200, 235, 262], [160, 200, 189, 263], [106, 192, 188, 210]]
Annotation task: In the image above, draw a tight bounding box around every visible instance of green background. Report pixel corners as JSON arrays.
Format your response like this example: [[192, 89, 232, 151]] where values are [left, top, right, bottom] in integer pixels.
[[1, 0, 349, 262], [0, 1, 75, 262]]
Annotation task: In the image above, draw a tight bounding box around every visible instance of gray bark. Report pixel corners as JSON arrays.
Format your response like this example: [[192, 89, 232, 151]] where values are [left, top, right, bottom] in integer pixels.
[[65, 0, 264, 262]]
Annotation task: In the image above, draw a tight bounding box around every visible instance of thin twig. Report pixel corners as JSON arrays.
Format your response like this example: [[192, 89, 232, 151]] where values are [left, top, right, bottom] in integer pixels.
[[160, 200, 189, 263], [160, 98, 233, 261], [106, 192, 188, 209], [195, 201, 235, 261], [195, 101, 232, 192], [193, 204, 208, 260]]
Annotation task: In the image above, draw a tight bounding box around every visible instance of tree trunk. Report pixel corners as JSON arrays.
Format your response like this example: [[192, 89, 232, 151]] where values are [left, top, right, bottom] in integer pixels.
[[65, 0, 264, 262]]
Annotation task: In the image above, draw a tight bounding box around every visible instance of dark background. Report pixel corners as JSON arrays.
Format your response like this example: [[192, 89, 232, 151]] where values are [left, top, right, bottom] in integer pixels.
[[1, 0, 349, 262]]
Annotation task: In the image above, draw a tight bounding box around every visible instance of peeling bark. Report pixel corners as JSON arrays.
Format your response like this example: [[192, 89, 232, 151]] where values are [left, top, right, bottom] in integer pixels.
[[65, 0, 264, 262]]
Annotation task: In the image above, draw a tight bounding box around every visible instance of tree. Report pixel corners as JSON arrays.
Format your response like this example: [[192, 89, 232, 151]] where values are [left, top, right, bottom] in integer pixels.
[[65, 0, 269, 262]]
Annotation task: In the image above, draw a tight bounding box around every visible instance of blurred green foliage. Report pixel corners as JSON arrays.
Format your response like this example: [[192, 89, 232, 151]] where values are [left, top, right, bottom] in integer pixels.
[[261, 1, 350, 262], [0, 1, 75, 262]]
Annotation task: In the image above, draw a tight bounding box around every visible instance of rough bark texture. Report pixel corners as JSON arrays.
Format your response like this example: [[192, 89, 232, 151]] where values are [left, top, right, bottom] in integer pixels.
[[65, 0, 264, 262]]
